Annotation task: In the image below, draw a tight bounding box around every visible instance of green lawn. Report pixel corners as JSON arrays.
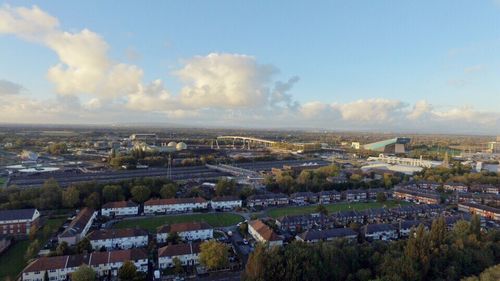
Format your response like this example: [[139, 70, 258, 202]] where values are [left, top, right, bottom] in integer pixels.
[[266, 201, 409, 218], [0, 218, 66, 281], [0, 177, 5, 186], [113, 213, 244, 231]]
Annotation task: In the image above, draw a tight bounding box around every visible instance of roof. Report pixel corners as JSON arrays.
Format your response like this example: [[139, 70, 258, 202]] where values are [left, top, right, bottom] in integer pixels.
[[211, 196, 241, 202], [248, 220, 282, 242], [459, 202, 500, 214], [0, 209, 38, 222], [247, 193, 288, 201], [298, 228, 357, 241], [59, 208, 95, 238], [318, 190, 340, 196], [23, 249, 148, 273], [365, 223, 396, 234], [158, 242, 201, 257], [290, 192, 317, 198], [102, 200, 138, 209], [157, 222, 212, 234], [145, 197, 207, 206], [88, 228, 148, 240]]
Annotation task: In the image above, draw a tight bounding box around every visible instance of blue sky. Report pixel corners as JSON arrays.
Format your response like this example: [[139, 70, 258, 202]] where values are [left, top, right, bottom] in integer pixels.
[[1, 1, 500, 133]]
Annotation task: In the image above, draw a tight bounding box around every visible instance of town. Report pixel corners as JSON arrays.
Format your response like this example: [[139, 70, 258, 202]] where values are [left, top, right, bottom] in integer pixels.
[[1, 126, 500, 280]]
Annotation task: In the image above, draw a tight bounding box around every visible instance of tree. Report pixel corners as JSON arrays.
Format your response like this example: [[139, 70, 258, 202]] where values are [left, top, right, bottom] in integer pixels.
[[72, 265, 96, 281], [470, 214, 481, 239], [160, 183, 178, 199], [167, 232, 182, 244], [199, 240, 229, 270], [56, 241, 70, 255], [173, 257, 183, 274], [131, 185, 151, 203], [215, 178, 236, 196], [84, 192, 101, 209], [118, 260, 137, 281], [376, 192, 387, 203], [43, 270, 49, 281], [102, 185, 124, 202], [38, 178, 62, 209], [25, 239, 40, 261], [62, 186, 80, 208], [315, 204, 328, 215], [77, 237, 92, 254]]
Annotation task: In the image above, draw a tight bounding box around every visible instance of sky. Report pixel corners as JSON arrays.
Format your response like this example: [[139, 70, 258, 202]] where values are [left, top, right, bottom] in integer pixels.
[[1, 1, 500, 134]]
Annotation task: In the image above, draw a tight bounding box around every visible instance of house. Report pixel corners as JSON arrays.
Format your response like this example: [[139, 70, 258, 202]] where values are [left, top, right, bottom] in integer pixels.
[[397, 220, 426, 237], [144, 197, 208, 214], [290, 192, 318, 205], [331, 210, 364, 225], [470, 184, 500, 195], [210, 196, 242, 210], [101, 200, 139, 217], [158, 242, 201, 269], [22, 249, 148, 281], [344, 189, 367, 202], [296, 228, 357, 243], [416, 181, 441, 190], [458, 202, 500, 221], [393, 186, 441, 204], [246, 193, 289, 208], [317, 190, 341, 204], [363, 223, 398, 241], [88, 228, 149, 250], [443, 182, 468, 193], [360, 208, 391, 223], [248, 220, 283, 247], [0, 208, 40, 236], [58, 208, 97, 246], [275, 213, 332, 232], [458, 193, 500, 205], [157, 222, 213, 243], [366, 188, 391, 200]]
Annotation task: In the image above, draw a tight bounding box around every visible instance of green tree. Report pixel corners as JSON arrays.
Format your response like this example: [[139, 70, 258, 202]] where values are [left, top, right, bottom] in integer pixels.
[[131, 185, 151, 203], [173, 257, 183, 274], [167, 232, 182, 244], [77, 237, 92, 253], [215, 178, 236, 196], [102, 185, 124, 202], [72, 265, 96, 281], [470, 214, 481, 239], [199, 240, 229, 270], [84, 192, 101, 209], [315, 204, 328, 215], [160, 183, 178, 199], [62, 186, 80, 208], [118, 260, 137, 281], [376, 192, 387, 203], [38, 178, 62, 209], [56, 241, 70, 255], [25, 239, 40, 261]]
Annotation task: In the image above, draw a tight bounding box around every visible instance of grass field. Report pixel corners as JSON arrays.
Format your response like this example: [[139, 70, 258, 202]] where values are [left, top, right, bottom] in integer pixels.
[[113, 213, 244, 231], [0, 177, 6, 186], [266, 201, 409, 218], [0, 217, 66, 281]]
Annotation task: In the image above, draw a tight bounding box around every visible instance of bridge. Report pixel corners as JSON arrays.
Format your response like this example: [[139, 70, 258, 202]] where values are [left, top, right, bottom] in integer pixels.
[[205, 164, 261, 178], [214, 136, 277, 149]]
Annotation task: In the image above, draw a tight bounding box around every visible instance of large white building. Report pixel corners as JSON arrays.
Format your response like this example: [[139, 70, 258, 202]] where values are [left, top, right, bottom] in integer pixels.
[[158, 242, 201, 269], [101, 200, 139, 217], [210, 196, 242, 210], [88, 228, 149, 250], [58, 208, 97, 246], [156, 222, 213, 243], [248, 220, 283, 247], [144, 197, 208, 214], [22, 249, 148, 281]]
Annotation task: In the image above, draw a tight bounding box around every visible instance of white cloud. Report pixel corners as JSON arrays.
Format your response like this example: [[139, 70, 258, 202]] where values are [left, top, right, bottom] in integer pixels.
[[333, 99, 406, 123], [407, 100, 433, 120], [176, 53, 278, 108]]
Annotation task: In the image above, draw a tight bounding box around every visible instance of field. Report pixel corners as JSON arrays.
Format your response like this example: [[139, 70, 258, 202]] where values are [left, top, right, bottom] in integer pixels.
[[266, 201, 409, 218], [0, 217, 66, 281], [113, 213, 244, 231], [0, 177, 5, 186]]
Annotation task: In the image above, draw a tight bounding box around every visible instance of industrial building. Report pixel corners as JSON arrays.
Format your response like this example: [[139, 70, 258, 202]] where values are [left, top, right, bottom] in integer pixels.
[[363, 137, 411, 154]]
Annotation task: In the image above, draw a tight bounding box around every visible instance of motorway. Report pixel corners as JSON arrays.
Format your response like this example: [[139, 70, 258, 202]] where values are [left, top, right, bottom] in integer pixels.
[[7, 159, 331, 188], [8, 166, 230, 187]]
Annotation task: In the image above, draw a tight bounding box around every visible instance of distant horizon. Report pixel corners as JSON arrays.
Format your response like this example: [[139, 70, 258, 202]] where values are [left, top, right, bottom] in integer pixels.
[[2, 1, 500, 133]]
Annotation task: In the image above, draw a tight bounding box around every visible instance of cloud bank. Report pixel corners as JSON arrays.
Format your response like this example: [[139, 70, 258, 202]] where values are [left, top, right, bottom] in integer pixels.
[[1, 5, 500, 134]]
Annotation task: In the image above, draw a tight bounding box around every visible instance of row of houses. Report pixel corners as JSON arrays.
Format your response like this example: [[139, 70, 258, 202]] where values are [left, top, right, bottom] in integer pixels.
[[101, 196, 243, 217], [276, 204, 445, 232], [22, 249, 148, 281], [407, 181, 500, 194], [393, 185, 441, 204], [458, 202, 500, 221], [247, 188, 391, 208]]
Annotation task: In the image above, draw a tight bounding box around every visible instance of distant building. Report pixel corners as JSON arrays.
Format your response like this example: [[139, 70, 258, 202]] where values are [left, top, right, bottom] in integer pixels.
[[130, 133, 157, 144], [248, 220, 283, 247], [344, 189, 367, 202], [58, 208, 97, 246], [290, 192, 318, 204], [363, 137, 411, 154], [247, 193, 289, 208], [363, 223, 398, 241], [443, 182, 468, 193], [318, 190, 341, 204], [22, 249, 148, 281], [458, 202, 500, 221], [210, 196, 242, 210], [101, 200, 139, 217], [393, 186, 441, 205], [156, 222, 213, 243], [276, 213, 332, 232], [0, 208, 40, 236]]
